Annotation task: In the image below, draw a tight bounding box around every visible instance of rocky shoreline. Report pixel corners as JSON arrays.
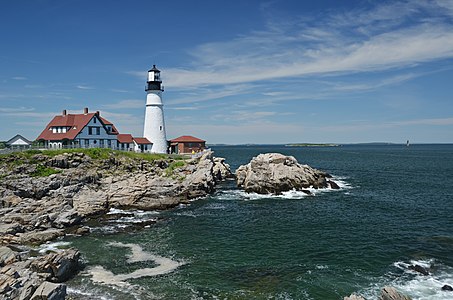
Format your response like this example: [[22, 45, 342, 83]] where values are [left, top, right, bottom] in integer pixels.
[[0, 150, 426, 300], [0, 149, 232, 299]]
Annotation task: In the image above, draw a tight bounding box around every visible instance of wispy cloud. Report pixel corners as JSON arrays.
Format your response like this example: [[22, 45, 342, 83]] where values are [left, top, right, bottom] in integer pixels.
[[132, 1, 453, 90], [0, 107, 35, 113], [77, 85, 94, 90], [11, 76, 27, 80], [102, 99, 144, 109]]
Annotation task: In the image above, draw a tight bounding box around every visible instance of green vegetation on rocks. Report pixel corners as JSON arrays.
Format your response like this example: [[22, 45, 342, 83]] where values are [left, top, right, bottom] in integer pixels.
[[30, 164, 61, 177], [165, 160, 186, 177]]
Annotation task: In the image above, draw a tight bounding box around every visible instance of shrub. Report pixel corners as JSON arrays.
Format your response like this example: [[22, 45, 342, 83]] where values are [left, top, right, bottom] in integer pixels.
[[165, 160, 186, 177], [30, 164, 61, 177]]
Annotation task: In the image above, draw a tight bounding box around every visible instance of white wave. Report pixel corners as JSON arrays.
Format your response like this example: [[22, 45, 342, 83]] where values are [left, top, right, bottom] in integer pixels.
[[37, 241, 72, 254], [315, 264, 329, 270], [361, 259, 453, 300], [107, 208, 160, 217], [107, 208, 129, 215], [215, 175, 351, 201], [88, 242, 184, 287], [66, 287, 112, 300], [331, 176, 353, 190]]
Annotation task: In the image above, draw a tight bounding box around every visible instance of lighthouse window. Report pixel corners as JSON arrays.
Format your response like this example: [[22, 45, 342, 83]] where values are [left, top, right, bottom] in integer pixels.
[[160, 126, 162, 131]]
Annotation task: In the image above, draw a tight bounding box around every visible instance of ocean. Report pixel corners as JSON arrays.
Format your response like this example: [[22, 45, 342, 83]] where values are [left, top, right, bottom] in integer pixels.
[[51, 144, 453, 299]]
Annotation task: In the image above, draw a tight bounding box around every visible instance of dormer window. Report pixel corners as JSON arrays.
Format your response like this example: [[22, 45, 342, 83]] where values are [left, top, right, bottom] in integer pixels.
[[93, 118, 97, 124]]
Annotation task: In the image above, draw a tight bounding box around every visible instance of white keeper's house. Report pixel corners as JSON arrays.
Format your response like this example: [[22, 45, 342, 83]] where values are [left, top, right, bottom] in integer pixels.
[[36, 108, 152, 152]]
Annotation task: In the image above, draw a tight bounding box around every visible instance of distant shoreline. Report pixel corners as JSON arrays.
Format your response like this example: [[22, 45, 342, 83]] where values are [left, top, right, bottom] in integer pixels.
[[285, 143, 340, 147]]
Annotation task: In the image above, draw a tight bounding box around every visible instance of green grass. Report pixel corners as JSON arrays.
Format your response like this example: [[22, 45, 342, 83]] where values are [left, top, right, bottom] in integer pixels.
[[165, 160, 186, 177], [30, 164, 61, 177]]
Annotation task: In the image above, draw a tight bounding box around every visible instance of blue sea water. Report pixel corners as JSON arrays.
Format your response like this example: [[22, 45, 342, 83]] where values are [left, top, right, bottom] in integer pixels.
[[58, 144, 453, 299]]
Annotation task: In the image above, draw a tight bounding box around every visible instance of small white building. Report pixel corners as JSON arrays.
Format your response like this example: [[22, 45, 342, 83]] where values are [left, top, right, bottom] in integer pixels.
[[117, 134, 152, 153], [6, 134, 32, 149]]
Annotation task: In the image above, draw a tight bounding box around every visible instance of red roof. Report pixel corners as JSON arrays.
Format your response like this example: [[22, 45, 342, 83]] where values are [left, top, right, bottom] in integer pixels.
[[36, 111, 118, 141], [170, 135, 205, 143], [133, 137, 152, 144], [117, 134, 133, 143]]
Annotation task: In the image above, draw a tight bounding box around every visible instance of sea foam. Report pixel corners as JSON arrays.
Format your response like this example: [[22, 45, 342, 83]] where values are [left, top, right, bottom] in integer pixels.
[[88, 242, 184, 287], [361, 259, 453, 300]]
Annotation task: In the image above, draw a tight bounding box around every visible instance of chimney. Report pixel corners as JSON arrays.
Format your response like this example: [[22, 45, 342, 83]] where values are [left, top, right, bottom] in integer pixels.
[[83, 107, 88, 114], [96, 110, 100, 116], [62, 109, 67, 116]]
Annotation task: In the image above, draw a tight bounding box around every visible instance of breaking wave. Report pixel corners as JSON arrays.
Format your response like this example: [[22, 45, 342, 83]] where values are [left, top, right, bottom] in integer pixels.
[[215, 175, 352, 201], [360, 259, 453, 300]]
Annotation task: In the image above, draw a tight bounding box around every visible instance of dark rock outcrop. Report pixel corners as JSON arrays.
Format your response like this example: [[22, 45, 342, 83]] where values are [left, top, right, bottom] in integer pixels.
[[442, 284, 453, 291], [408, 264, 429, 276], [236, 153, 338, 195]]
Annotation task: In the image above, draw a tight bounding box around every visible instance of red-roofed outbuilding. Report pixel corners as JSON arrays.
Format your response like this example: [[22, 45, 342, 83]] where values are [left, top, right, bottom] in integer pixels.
[[169, 135, 206, 154]]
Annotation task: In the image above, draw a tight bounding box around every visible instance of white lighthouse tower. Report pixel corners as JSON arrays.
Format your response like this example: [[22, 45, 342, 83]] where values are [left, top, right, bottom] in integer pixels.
[[143, 65, 168, 153]]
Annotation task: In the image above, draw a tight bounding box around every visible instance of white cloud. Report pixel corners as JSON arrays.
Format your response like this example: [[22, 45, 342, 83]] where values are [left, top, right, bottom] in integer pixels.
[[126, 1, 453, 91], [11, 76, 27, 80], [77, 85, 94, 90], [0, 107, 35, 113], [102, 100, 144, 109]]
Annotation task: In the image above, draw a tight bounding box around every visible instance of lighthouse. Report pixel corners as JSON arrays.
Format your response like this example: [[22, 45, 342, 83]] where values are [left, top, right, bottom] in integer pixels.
[[143, 65, 168, 153]]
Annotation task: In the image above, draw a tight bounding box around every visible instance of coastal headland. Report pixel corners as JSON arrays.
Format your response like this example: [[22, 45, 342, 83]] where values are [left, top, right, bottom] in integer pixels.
[[0, 148, 231, 299]]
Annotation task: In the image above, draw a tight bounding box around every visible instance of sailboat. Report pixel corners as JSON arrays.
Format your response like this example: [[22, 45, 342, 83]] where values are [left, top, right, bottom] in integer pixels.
[[406, 140, 410, 147]]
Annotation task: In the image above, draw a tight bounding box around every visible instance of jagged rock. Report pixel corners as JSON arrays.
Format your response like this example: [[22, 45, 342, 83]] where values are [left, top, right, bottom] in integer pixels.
[[19, 276, 41, 300], [344, 294, 366, 300], [0, 246, 19, 266], [30, 249, 80, 282], [0, 223, 24, 235], [378, 286, 412, 300], [52, 208, 81, 228], [19, 229, 65, 245], [48, 155, 70, 169], [442, 284, 453, 291], [236, 153, 338, 195], [212, 157, 233, 182], [30, 281, 66, 300], [408, 264, 429, 275], [328, 180, 340, 189]]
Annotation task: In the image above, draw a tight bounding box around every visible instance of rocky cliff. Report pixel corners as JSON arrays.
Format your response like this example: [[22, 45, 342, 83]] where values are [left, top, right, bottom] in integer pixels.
[[0, 148, 231, 299], [0, 149, 231, 246]]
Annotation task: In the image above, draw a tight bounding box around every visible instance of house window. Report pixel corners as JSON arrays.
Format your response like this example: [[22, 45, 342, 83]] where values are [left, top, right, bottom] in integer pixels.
[[93, 117, 97, 123], [100, 139, 104, 147], [96, 127, 100, 135], [84, 139, 89, 147], [88, 127, 93, 135]]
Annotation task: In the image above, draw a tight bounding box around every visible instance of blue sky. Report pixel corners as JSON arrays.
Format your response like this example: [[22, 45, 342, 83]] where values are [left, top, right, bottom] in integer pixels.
[[1, 0, 453, 144]]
